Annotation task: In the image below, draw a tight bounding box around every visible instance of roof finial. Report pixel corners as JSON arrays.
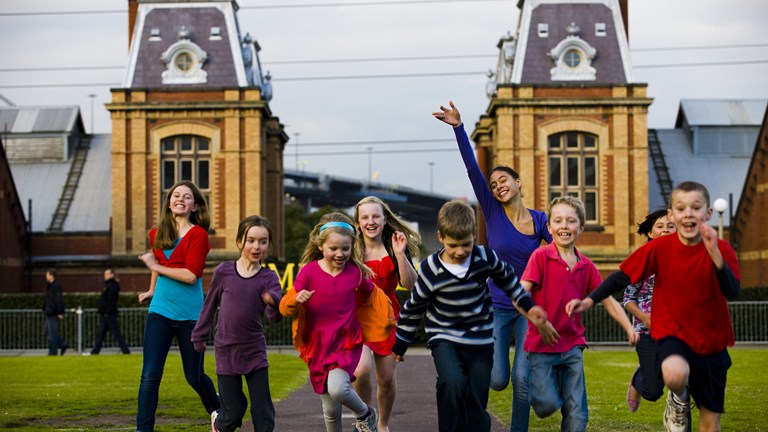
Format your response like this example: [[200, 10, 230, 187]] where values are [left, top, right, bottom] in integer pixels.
[[566, 22, 580, 36], [178, 26, 190, 40]]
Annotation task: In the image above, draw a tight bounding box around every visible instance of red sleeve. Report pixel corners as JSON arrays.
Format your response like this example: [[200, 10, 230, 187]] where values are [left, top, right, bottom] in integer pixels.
[[584, 260, 604, 295], [719, 239, 741, 281], [148, 228, 166, 264], [619, 240, 656, 285], [521, 247, 545, 289], [184, 226, 210, 278]]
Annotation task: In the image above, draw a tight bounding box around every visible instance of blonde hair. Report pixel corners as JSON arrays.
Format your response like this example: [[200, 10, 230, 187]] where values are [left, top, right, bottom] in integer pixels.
[[301, 212, 373, 278], [353, 196, 421, 263], [547, 196, 586, 227], [437, 199, 476, 239]]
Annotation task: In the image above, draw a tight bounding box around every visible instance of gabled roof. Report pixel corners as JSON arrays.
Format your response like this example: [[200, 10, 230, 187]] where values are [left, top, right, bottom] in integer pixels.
[[676, 99, 768, 127], [0, 106, 81, 134]]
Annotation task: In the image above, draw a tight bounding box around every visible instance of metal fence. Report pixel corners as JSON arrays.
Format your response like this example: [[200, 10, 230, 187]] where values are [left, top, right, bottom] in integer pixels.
[[2, 302, 767, 352]]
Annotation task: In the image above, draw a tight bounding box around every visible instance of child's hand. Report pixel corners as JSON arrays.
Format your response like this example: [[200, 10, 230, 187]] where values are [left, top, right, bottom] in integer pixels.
[[392, 231, 408, 255], [138, 252, 158, 271], [138, 291, 153, 304], [432, 100, 462, 127], [262, 292, 275, 306], [536, 320, 560, 346], [699, 220, 719, 250], [639, 312, 651, 330], [526, 305, 548, 327], [626, 329, 640, 347], [565, 298, 593, 317], [394, 354, 404, 362], [296, 290, 315, 304], [193, 340, 206, 353]]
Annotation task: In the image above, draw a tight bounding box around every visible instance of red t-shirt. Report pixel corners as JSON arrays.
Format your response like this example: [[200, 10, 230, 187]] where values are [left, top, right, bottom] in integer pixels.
[[522, 243, 602, 353], [620, 234, 740, 355]]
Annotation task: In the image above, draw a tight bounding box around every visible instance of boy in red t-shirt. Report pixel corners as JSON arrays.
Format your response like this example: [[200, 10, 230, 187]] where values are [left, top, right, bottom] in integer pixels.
[[567, 181, 741, 432], [521, 196, 637, 432]]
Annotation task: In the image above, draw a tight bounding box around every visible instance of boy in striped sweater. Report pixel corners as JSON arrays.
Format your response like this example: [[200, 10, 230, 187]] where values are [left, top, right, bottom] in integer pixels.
[[391, 199, 555, 432]]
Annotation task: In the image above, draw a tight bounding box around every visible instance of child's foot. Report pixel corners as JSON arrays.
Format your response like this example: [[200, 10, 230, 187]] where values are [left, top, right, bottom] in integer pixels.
[[627, 382, 640, 412], [210, 410, 219, 432], [663, 390, 689, 432], [355, 406, 378, 432]]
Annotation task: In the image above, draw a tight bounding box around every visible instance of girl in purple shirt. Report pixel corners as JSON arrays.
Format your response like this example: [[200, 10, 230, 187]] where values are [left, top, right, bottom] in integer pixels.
[[192, 215, 283, 432], [434, 101, 551, 431]]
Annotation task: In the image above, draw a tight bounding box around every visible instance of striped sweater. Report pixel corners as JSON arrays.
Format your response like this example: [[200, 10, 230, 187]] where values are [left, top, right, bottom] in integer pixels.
[[392, 245, 534, 357]]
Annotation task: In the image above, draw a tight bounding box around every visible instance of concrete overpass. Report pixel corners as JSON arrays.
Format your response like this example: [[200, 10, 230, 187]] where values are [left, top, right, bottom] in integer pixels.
[[284, 169, 456, 252]]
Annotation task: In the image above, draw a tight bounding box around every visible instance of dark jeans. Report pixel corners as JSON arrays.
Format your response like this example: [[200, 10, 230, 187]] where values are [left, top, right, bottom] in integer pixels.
[[430, 340, 493, 432], [136, 312, 220, 432], [215, 367, 275, 432], [92, 313, 130, 354], [44, 316, 67, 356], [631, 333, 664, 402]]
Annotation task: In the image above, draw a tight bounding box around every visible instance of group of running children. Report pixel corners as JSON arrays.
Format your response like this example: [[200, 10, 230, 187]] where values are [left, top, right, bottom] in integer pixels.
[[134, 101, 740, 432]]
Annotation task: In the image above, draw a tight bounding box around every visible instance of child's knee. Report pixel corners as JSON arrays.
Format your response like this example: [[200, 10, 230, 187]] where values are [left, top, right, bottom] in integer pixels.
[[530, 398, 561, 419], [661, 355, 689, 390]]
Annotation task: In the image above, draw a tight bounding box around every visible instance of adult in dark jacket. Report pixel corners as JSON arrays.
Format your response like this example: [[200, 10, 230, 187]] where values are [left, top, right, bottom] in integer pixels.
[[91, 268, 131, 354], [43, 269, 68, 356]]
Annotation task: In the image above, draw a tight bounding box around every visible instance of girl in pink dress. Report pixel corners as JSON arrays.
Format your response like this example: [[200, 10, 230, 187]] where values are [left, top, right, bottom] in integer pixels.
[[279, 212, 379, 432], [352, 196, 421, 432]]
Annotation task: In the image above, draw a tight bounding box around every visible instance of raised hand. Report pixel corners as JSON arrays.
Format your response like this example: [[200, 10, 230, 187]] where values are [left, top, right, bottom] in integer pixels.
[[432, 100, 462, 127], [138, 252, 158, 272], [392, 231, 408, 255]]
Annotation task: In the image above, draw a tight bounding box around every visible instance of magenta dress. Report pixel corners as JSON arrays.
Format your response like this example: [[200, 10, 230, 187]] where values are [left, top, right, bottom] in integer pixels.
[[294, 260, 373, 394]]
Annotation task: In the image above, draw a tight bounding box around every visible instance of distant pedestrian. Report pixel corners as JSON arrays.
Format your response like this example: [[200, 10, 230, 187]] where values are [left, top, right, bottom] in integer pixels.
[[43, 269, 69, 356], [91, 268, 131, 355], [192, 215, 283, 432], [279, 212, 380, 432]]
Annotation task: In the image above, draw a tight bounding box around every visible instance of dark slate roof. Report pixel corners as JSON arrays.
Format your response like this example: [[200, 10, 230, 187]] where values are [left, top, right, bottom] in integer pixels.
[[0, 106, 80, 133], [125, 4, 242, 88], [514, 1, 632, 84]]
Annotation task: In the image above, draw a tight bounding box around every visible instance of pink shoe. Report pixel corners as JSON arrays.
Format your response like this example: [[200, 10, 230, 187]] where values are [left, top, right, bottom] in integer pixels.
[[627, 383, 640, 412]]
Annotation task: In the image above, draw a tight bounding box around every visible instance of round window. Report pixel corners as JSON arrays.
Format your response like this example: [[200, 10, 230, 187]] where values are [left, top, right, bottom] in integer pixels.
[[564, 49, 581, 68], [174, 52, 194, 72]]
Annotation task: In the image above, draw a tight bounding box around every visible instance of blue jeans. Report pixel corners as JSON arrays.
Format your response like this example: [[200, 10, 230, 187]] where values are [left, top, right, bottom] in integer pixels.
[[430, 340, 493, 432], [528, 347, 588, 432], [44, 316, 67, 356], [136, 312, 220, 432], [490, 308, 530, 431]]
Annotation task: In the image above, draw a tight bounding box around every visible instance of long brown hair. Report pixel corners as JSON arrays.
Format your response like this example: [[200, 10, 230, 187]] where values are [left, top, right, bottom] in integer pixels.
[[153, 180, 210, 250], [301, 212, 372, 278]]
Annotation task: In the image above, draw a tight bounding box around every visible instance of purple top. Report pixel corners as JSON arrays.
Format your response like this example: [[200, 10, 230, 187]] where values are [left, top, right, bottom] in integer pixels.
[[192, 261, 283, 376], [454, 124, 552, 309]]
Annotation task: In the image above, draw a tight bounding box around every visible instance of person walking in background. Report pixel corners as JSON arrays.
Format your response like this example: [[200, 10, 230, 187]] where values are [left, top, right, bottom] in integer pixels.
[[567, 181, 740, 432], [521, 196, 637, 432], [136, 180, 220, 432], [43, 269, 69, 356], [192, 215, 283, 432], [433, 101, 552, 431], [392, 200, 554, 432], [279, 213, 380, 432], [352, 196, 421, 432], [623, 209, 676, 413], [90, 267, 131, 355]]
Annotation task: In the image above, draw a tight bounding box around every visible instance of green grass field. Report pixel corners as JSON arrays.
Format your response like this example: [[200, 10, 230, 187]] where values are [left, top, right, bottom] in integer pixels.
[[0, 348, 766, 431]]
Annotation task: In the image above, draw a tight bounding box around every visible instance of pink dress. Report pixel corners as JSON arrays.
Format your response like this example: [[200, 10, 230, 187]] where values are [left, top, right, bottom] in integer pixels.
[[364, 256, 399, 355], [294, 260, 373, 394]]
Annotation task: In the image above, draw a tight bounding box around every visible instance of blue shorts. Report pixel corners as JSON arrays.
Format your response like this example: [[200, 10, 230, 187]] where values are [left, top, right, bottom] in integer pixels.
[[657, 336, 731, 413]]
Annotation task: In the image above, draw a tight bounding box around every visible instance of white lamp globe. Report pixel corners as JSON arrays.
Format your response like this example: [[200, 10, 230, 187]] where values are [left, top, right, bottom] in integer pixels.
[[713, 198, 728, 214]]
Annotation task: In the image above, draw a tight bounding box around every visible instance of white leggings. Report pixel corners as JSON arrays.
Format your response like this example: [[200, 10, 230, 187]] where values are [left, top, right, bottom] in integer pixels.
[[318, 368, 369, 432]]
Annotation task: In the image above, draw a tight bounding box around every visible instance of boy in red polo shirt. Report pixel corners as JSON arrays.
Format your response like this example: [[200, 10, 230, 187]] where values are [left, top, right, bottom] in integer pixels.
[[567, 181, 740, 432]]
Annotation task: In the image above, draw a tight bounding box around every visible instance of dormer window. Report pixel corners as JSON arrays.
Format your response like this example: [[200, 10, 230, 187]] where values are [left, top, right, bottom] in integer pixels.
[[149, 28, 161, 42], [160, 33, 209, 84], [595, 23, 607, 37], [538, 23, 549, 37], [210, 27, 222, 41], [548, 23, 597, 81], [174, 52, 194, 72], [564, 49, 581, 68]]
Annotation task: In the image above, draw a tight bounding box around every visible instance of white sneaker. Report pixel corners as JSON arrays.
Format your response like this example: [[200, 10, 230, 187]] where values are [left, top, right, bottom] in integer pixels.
[[210, 410, 219, 432], [663, 390, 689, 432], [355, 406, 378, 432]]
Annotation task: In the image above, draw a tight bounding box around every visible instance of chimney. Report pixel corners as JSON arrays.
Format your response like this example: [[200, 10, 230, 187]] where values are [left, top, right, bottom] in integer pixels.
[[128, 0, 139, 47]]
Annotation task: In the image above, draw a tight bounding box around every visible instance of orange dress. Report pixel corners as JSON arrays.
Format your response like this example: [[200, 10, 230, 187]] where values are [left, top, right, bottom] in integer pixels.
[[365, 255, 400, 355]]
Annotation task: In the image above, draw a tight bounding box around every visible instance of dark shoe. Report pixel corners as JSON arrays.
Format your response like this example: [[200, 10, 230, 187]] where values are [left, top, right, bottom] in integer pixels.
[[60, 344, 69, 356], [122, 349, 131, 354]]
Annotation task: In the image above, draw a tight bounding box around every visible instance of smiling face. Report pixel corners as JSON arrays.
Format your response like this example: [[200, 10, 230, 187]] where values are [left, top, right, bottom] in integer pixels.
[[168, 185, 198, 219], [668, 189, 712, 246], [649, 215, 676, 239], [357, 202, 386, 241], [547, 203, 583, 249], [319, 232, 353, 272], [239, 225, 270, 265], [488, 169, 521, 204], [438, 233, 474, 265]]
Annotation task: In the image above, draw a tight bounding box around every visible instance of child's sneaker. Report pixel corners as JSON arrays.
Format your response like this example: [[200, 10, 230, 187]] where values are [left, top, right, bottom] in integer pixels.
[[355, 406, 378, 432], [627, 381, 640, 412], [663, 390, 689, 432], [210, 410, 219, 432]]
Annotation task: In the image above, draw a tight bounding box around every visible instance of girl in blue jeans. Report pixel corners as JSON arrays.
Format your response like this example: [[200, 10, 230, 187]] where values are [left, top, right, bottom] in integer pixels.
[[136, 180, 220, 431]]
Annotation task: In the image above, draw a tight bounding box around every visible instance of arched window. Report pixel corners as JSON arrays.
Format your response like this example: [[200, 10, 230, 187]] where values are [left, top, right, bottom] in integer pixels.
[[160, 135, 212, 209], [548, 132, 598, 223]]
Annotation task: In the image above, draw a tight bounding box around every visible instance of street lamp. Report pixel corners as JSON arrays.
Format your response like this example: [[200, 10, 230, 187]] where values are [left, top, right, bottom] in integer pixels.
[[367, 147, 373, 182], [428, 162, 435, 193], [88, 94, 96, 134], [713, 198, 728, 239]]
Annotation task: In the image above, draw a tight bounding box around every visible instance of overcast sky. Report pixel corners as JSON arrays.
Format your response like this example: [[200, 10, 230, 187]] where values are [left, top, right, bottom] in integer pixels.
[[1, 0, 767, 200]]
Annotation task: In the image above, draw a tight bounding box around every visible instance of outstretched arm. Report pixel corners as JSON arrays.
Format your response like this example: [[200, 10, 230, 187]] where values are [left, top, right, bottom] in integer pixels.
[[432, 100, 462, 127], [600, 296, 639, 346], [392, 231, 418, 289], [700, 220, 741, 299]]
